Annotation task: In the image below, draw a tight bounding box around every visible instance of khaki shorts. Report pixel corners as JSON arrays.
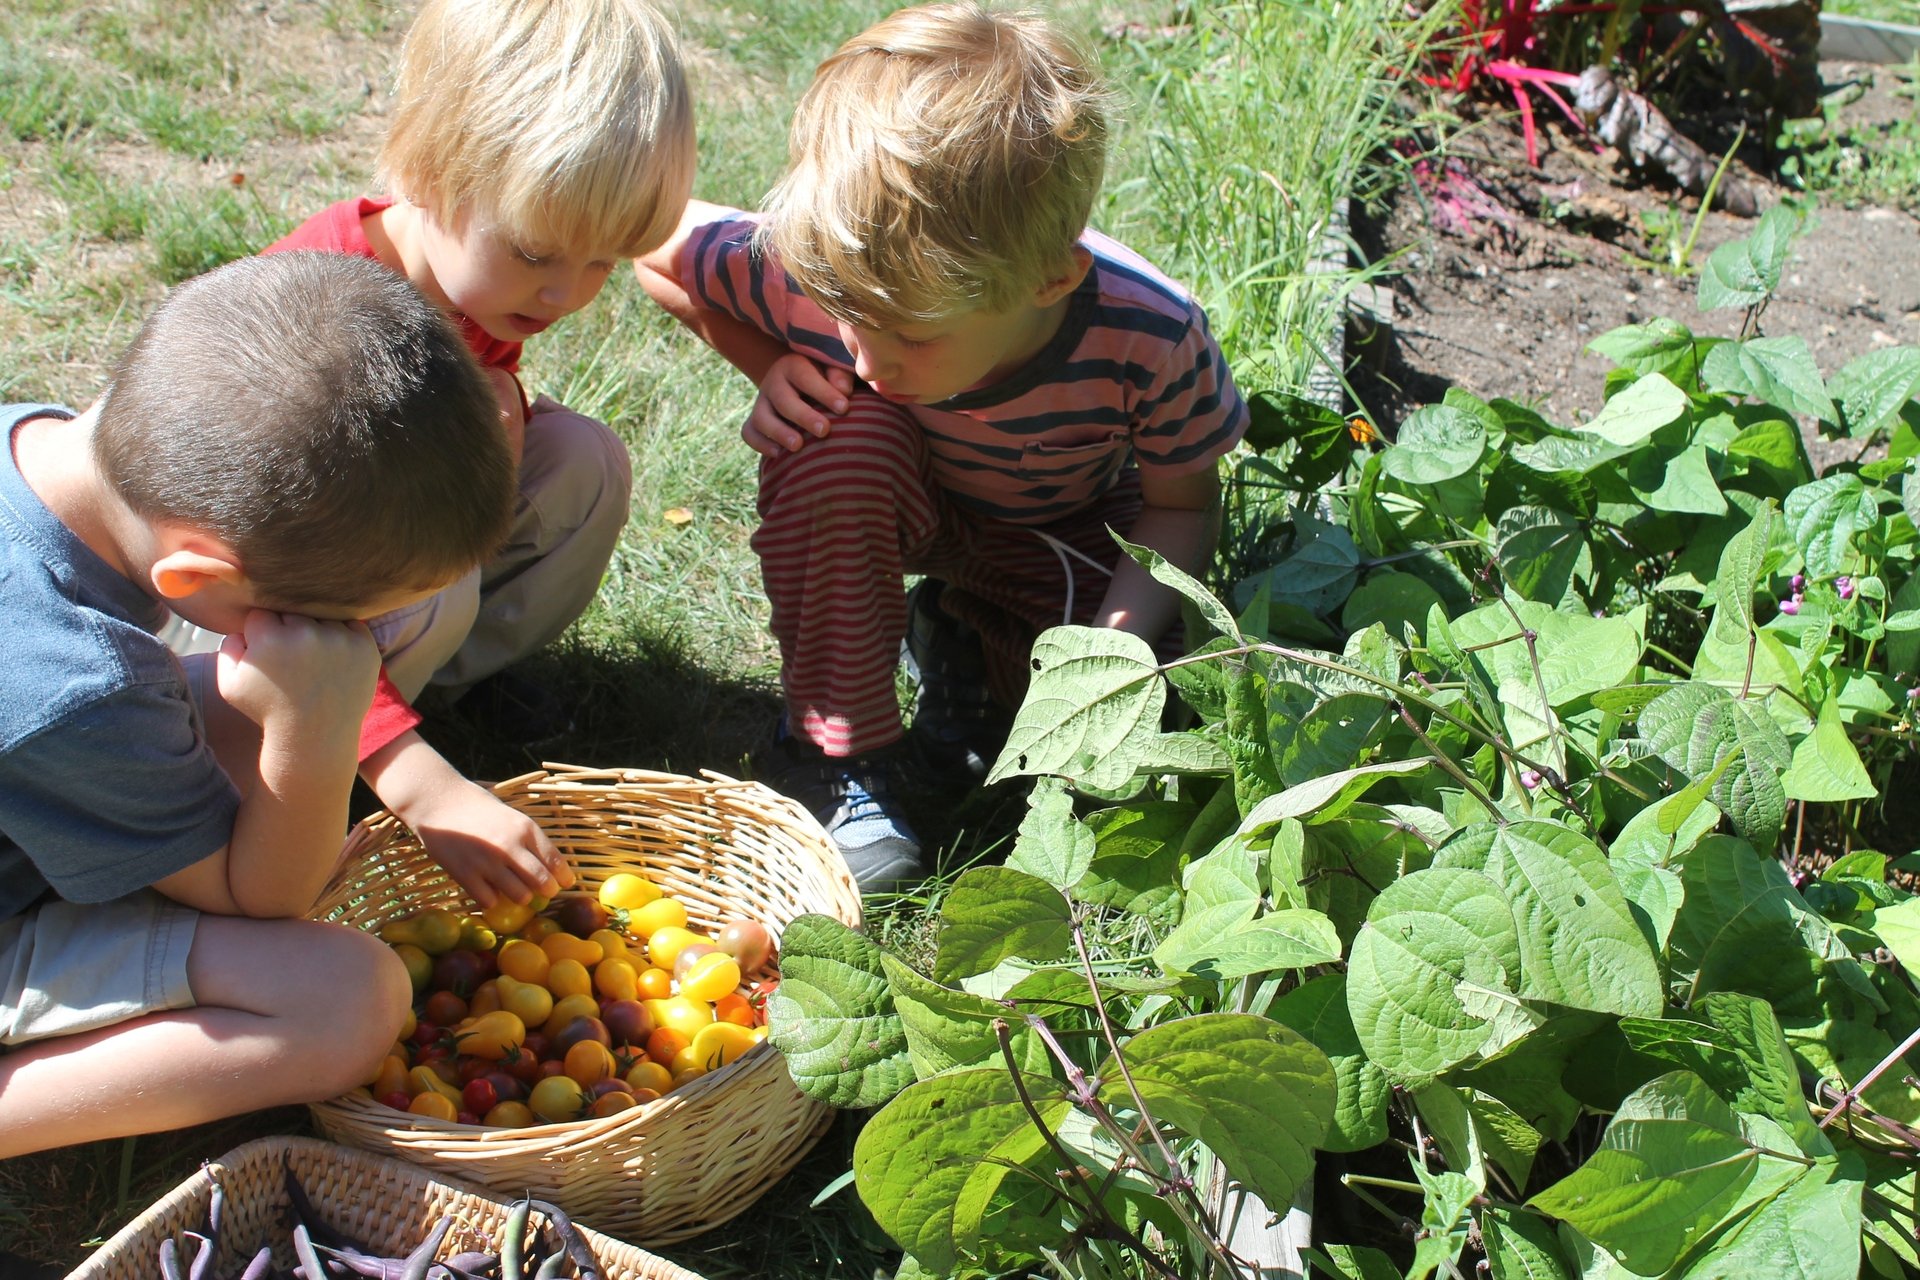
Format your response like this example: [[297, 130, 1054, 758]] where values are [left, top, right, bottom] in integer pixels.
[[0, 892, 199, 1046]]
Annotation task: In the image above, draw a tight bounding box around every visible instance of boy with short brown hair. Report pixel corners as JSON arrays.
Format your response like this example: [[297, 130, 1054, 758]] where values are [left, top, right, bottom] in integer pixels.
[[0, 251, 511, 1156]]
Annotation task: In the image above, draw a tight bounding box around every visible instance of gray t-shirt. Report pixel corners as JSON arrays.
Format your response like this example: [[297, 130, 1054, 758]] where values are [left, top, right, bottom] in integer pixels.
[[0, 404, 240, 918]]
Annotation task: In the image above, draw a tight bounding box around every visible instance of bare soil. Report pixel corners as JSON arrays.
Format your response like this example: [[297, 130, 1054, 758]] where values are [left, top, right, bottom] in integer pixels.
[[1348, 58, 1920, 472]]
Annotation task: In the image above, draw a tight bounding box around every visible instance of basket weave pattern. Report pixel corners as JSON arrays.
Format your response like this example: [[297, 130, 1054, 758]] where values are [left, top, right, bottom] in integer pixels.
[[306, 765, 862, 1245], [71, 1135, 707, 1280]]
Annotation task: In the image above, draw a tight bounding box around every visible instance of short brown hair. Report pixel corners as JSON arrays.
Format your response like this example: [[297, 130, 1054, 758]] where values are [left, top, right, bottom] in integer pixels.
[[763, 2, 1114, 329], [379, 0, 696, 260], [94, 251, 514, 607]]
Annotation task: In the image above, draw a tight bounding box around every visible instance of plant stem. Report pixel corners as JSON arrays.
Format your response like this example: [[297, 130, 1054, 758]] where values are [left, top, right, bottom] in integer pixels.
[[1818, 1024, 1920, 1128], [1391, 700, 1505, 821]]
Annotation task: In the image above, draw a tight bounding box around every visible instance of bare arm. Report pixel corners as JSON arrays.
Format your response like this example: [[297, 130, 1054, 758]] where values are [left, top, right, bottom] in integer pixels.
[[633, 198, 795, 385], [152, 612, 379, 918], [1091, 468, 1223, 644]]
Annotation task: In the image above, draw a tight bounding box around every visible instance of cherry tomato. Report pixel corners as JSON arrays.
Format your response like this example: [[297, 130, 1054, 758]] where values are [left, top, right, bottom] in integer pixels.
[[713, 993, 755, 1027], [549, 894, 610, 938], [690, 1021, 757, 1070], [564, 1040, 617, 1087], [679, 952, 742, 1004], [671, 942, 719, 982], [378, 1090, 413, 1112], [456, 1110, 481, 1126], [552, 1015, 612, 1059], [715, 919, 776, 974], [601, 999, 654, 1047], [409, 909, 464, 956], [546, 958, 593, 1001], [645, 1027, 689, 1065], [497, 939, 551, 986], [496, 976, 554, 1029], [408, 1092, 459, 1121], [370, 1053, 409, 1097], [646, 926, 705, 971], [589, 1091, 638, 1118], [466, 980, 504, 1018], [462, 1078, 499, 1115], [542, 993, 602, 1037], [391, 943, 433, 993], [484, 1100, 536, 1128], [634, 965, 673, 1001], [670, 1063, 707, 1089], [598, 873, 661, 912], [431, 949, 489, 998], [588, 929, 630, 962], [528, 1075, 588, 1123], [593, 958, 639, 1002], [422, 990, 469, 1028], [540, 932, 603, 969], [625, 897, 688, 939], [624, 1059, 673, 1094], [481, 898, 537, 936], [519, 916, 562, 944], [458, 1010, 527, 1061]]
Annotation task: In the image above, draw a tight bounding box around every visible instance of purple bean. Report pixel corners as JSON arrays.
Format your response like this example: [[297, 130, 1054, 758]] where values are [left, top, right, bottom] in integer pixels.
[[399, 1217, 455, 1280], [283, 1163, 359, 1252], [159, 1236, 185, 1280], [182, 1229, 215, 1280], [522, 1201, 603, 1280], [442, 1253, 496, 1275], [236, 1245, 276, 1280]]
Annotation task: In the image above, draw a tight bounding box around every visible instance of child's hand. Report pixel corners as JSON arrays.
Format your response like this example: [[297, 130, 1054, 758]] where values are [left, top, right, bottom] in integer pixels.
[[403, 776, 576, 909], [215, 610, 380, 739], [743, 353, 855, 456]]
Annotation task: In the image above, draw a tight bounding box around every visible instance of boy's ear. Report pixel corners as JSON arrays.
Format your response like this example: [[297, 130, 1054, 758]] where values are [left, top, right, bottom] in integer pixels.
[[148, 536, 245, 602], [1033, 245, 1095, 308]]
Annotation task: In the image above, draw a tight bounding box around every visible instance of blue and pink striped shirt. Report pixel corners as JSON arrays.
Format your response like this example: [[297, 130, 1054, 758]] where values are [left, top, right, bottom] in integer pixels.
[[680, 210, 1249, 525]]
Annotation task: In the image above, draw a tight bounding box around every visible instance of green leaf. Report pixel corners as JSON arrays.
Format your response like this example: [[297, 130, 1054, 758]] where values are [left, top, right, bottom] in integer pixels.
[[1867, 896, 1920, 973], [933, 867, 1072, 983], [766, 914, 916, 1108], [881, 955, 1049, 1078], [1698, 202, 1804, 312], [1263, 519, 1361, 610], [1436, 821, 1664, 1018], [1005, 780, 1095, 890], [1669, 836, 1860, 1012], [1832, 346, 1920, 438], [1577, 372, 1690, 446], [1306, 1245, 1403, 1280], [1343, 570, 1446, 637], [1589, 316, 1704, 385], [1529, 1072, 1764, 1276], [1113, 534, 1240, 642], [1782, 699, 1877, 802], [1668, 1152, 1864, 1280], [1075, 801, 1194, 920], [1096, 1013, 1335, 1210], [1712, 501, 1779, 643], [1783, 473, 1879, 580], [1639, 444, 1727, 516], [1638, 683, 1792, 848], [1347, 866, 1524, 1085], [989, 626, 1163, 789], [1174, 908, 1342, 980], [1382, 403, 1488, 484], [1238, 758, 1432, 831], [853, 1068, 1071, 1272], [1703, 336, 1839, 426], [1268, 974, 1391, 1152], [1244, 389, 1357, 489], [1497, 505, 1586, 604], [1484, 1204, 1575, 1280]]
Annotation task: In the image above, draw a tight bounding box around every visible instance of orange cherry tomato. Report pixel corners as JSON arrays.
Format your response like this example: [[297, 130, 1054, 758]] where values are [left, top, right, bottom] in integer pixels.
[[370, 1053, 409, 1097], [408, 1092, 459, 1121], [483, 1100, 536, 1128], [466, 981, 504, 1018], [528, 1075, 588, 1123], [564, 1040, 617, 1087], [590, 1091, 639, 1117], [645, 1027, 690, 1065], [635, 965, 673, 1001], [713, 993, 755, 1027], [623, 1059, 672, 1094]]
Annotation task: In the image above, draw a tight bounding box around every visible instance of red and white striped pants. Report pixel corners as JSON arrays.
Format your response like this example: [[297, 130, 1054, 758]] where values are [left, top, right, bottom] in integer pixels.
[[752, 396, 1144, 758]]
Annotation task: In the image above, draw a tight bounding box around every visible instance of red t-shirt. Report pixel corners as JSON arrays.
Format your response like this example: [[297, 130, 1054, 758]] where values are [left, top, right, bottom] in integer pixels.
[[264, 197, 517, 760]]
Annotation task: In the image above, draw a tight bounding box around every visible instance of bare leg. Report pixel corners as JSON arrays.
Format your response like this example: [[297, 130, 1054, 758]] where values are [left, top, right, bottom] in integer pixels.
[[0, 914, 409, 1158]]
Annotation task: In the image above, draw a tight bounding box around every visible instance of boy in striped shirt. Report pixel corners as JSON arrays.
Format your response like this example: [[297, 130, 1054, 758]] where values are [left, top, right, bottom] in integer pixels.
[[635, 1, 1248, 889]]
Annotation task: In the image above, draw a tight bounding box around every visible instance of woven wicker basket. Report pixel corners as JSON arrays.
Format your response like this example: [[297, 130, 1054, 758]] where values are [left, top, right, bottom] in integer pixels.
[[306, 764, 862, 1245], [70, 1135, 707, 1280]]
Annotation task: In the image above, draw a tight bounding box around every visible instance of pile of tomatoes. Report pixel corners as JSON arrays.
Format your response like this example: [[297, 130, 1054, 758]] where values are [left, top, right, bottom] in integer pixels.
[[358, 872, 780, 1128]]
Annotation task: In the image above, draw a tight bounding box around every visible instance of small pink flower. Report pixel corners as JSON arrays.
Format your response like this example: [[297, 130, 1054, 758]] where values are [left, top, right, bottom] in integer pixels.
[[1837, 576, 1855, 600], [1779, 598, 1800, 616], [1791, 574, 1806, 591], [1520, 769, 1543, 789], [1908, 686, 1920, 701]]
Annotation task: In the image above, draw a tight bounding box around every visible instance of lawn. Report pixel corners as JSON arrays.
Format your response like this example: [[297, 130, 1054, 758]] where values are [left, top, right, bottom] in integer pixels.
[[0, 0, 1416, 1274]]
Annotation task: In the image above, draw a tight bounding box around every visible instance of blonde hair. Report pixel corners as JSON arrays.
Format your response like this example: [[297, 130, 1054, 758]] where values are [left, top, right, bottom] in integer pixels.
[[763, 2, 1113, 329], [380, 0, 696, 259]]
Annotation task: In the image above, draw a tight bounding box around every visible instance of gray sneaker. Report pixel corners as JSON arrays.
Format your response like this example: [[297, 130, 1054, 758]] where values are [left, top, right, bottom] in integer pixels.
[[763, 728, 927, 892]]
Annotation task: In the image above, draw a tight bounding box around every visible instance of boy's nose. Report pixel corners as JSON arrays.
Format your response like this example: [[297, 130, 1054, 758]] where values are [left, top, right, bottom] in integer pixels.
[[847, 338, 891, 384]]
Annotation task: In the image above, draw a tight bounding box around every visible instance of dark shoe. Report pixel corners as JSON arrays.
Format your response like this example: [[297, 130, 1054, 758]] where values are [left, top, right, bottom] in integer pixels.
[[449, 668, 577, 747], [901, 580, 1012, 789], [761, 726, 927, 892]]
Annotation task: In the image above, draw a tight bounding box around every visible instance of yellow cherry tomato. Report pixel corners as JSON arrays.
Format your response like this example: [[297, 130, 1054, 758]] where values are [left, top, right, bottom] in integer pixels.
[[541, 932, 604, 969], [408, 909, 463, 956], [484, 1100, 536, 1128], [519, 916, 562, 944], [546, 958, 593, 1001], [481, 898, 537, 936], [670, 1063, 707, 1089], [542, 993, 603, 1037], [528, 1075, 588, 1123], [593, 958, 639, 1002], [624, 1059, 673, 1094], [497, 938, 551, 986], [599, 873, 662, 912], [391, 943, 432, 993], [647, 995, 714, 1039], [678, 952, 742, 1004], [370, 1053, 409, 1096], [408, 1092, 459, 1121], [625, 896, 688, 939], [457, 917, 497, 953], [689, 1020, 758, 1071], [647, 925, 707, 971], [457, 1010, 527, 1062], [588, 929, 630, 962], [407, 1065, 463, 1103], [378, 917, 422, 947], [495, 975, 554, 1030]]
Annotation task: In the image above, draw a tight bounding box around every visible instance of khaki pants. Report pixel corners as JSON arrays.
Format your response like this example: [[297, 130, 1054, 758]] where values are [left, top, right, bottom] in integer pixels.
[[161, 396, 632, 702]]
